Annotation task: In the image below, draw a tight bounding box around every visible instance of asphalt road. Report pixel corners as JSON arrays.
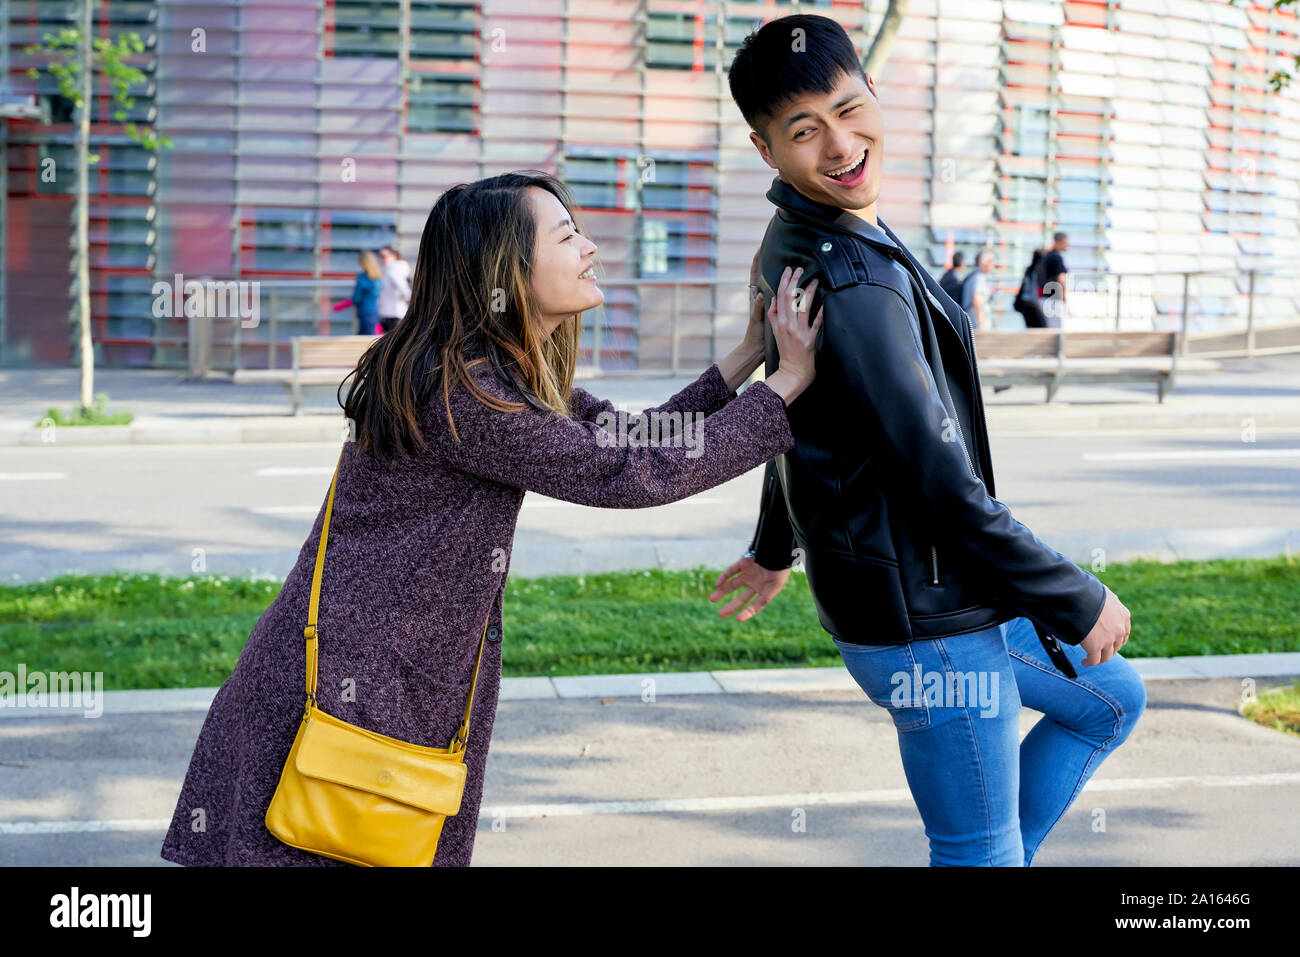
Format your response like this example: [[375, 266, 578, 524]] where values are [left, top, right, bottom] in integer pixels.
[[1, 426, 1297, 581]]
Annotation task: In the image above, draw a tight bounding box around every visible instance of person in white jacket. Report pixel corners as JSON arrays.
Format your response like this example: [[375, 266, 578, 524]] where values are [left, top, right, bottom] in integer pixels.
[[377, 244, 412, 333]]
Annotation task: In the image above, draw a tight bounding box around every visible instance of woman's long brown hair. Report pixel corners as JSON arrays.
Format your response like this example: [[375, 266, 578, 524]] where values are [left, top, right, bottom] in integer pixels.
[[341, 171, 585, 462]]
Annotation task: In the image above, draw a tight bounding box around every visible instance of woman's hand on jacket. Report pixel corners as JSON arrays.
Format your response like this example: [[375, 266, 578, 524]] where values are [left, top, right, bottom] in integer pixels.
[[763, 265, 823, 406]]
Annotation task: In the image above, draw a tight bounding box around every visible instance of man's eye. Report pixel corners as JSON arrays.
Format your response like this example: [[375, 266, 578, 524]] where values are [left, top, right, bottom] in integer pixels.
[[842, 106, 858, 115]]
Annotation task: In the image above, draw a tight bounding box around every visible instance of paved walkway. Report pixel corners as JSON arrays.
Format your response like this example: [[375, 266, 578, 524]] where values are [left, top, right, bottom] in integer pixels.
[[2, 351, 1299, 445], [2, 665, 1296, 866]]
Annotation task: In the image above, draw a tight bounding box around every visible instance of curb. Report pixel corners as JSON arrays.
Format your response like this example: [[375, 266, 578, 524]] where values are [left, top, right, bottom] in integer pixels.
[[0, 419, 350, 447], [2, 653, 1297, 717]]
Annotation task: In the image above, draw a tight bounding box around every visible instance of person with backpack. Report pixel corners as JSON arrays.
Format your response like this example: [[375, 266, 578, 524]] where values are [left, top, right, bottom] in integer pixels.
[[1013, 248, 1048, 329], [938, 250, 965, 303]]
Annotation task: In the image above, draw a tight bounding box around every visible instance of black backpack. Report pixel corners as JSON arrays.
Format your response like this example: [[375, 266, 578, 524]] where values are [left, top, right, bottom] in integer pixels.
[[958, 270, 980, 312], [1017, 254, 1044, 303]]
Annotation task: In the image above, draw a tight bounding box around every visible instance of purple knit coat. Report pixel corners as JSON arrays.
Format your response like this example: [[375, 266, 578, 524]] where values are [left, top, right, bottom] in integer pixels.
[[159, 360, 794, 866]]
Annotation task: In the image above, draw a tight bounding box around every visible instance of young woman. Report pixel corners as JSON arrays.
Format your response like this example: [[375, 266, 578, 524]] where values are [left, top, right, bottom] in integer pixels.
[[159, 170, 823, 867], [331, 249, 384, 335], [376, 244, 411, 333]]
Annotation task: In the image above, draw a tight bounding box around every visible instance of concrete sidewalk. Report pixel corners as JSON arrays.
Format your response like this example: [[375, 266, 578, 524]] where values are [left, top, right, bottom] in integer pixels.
[[2, 352, 1299, 446], [3, 651, 1297, 718], [4, 670, 1297, 867]]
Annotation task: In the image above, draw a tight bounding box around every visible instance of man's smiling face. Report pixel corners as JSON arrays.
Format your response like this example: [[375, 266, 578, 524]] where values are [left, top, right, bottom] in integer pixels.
[[749, 68, 883, 221]]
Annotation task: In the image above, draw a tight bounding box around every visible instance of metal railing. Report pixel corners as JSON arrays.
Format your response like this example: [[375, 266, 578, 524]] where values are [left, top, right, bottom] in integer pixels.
[[187, 279, 354, 378], [1005, 266, 1300, 358], [186, 266, 1299, 378]]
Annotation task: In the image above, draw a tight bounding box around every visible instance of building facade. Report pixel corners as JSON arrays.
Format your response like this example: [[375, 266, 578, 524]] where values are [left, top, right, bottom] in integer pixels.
[[2, 0, 1298, 370]]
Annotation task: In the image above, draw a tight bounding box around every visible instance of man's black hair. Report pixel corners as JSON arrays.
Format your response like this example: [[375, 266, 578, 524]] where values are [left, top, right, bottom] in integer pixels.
[[951, 251, 965, 269], [728, 13, 866, 143], [1053, 231, 1068, 243]]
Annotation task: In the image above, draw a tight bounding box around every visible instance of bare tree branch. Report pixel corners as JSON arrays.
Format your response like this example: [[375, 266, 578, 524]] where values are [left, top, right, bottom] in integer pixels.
[[863, 0, 911, 77]]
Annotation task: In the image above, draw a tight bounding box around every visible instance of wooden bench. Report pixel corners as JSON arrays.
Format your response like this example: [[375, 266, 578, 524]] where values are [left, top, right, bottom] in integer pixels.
[[972, 330, 1222, 403], [231, 335, 378, 414]]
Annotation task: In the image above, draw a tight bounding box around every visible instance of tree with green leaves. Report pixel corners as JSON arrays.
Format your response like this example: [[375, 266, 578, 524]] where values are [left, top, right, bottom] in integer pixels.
[[25, 0, 171, 415], [1227, 0, 1300, 92]]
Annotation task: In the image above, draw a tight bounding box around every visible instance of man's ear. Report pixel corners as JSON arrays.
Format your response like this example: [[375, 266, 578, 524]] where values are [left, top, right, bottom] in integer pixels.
[[865, 71, 877, 100], [749, 130, 778, 171]]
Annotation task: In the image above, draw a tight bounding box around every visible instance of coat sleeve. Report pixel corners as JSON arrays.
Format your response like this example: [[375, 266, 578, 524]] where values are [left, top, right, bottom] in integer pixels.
[[747, 458, 796, 570], [432, 369, 794, 509], [819, 285, 1107, 645], [567, 362, 736, 437]]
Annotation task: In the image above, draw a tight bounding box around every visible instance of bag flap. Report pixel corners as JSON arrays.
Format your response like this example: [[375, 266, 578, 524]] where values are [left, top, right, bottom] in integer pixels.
[[294, 712, 467, 815]]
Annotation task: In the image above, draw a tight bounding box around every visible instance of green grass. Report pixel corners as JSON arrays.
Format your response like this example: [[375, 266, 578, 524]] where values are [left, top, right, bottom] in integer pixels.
[[36, 391, 134, 427], [0, 556, 1296, 691], [1242, 678, 1300, 738]]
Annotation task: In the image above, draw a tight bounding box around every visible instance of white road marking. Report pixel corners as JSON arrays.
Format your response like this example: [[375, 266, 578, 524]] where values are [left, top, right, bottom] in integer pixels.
[[1083, 448, 1300, 462], [481, 772, 1300, 818], [0, 819, 167, 835], [0, 472, 67, 480], [5, 772, 1297, 832], [255, 466, 335, 476]]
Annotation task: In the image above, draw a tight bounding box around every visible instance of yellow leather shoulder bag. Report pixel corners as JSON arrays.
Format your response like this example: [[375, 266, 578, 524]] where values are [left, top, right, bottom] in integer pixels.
[[265, 450, 491, 866]]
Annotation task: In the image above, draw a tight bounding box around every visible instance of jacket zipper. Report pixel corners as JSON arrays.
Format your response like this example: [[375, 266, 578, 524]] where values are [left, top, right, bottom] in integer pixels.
[[966, 318, 996, 496], [949, 406, 977, 480], [930, 545, 939, 585], [910, 264, 979, 481]]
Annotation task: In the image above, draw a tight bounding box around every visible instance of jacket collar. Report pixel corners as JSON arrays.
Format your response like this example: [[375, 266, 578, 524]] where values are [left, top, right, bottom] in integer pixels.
[[765, 175, 900, 252], [764, 174, 973, 365]]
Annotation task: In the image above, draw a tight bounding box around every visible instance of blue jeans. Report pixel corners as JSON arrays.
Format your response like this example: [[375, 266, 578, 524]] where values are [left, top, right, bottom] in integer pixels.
[[355, 309, 379, 335], [833, 615, 1146, 866]]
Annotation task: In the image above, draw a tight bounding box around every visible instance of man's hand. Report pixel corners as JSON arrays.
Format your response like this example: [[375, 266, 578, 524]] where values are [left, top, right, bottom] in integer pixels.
[[1078, 584, 1131, 666], [710, 555, 791, 622]]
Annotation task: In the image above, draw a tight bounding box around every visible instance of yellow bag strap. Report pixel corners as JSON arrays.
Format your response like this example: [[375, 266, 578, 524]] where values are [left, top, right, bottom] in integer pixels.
[[303, 448, 492, 754]]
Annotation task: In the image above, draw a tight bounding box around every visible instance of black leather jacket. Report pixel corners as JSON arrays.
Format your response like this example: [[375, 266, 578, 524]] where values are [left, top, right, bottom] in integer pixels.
[[747, 175, 1106, 668]]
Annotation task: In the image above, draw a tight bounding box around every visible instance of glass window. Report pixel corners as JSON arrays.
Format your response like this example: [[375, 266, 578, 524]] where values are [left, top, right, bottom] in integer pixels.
[[407, 74, 477, 133], [409, 1, 478, 61], [241, 208, 318, 273], [332, 0, 402, 58]]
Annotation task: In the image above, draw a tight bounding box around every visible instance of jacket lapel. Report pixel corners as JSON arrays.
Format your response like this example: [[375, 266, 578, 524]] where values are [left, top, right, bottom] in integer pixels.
[[765, 177, 970, 357]]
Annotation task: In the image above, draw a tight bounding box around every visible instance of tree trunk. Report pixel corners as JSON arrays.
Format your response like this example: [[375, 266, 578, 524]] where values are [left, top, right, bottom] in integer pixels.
[[863, 0, 910, 77], [75, 0, 94, 413]]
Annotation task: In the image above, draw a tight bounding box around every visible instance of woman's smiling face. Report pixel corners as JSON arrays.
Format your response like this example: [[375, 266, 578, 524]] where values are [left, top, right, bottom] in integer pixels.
[[750, 68, 884, 217], [528, 186, 603, 334]]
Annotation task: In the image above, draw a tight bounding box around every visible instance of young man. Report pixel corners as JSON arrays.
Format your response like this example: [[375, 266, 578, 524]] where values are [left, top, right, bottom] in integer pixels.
[[710, 14, 1145, 866], [938, 250, 965, 303], [966, 248, 995, 331], [1041, 231, 1069, 327]]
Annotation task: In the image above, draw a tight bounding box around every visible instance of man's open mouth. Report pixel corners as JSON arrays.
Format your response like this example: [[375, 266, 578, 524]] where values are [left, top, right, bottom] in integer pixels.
[[823, 150, 868, 186]]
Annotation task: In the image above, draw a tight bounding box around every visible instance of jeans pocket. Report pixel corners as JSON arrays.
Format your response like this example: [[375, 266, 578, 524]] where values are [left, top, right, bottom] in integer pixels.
[[833, 637, 931, 733]]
